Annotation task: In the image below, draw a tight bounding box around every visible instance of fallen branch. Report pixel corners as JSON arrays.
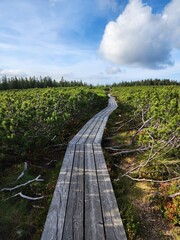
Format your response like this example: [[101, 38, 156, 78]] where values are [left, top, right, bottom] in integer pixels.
[[46, 159, 57, 166], [104, 144, 131, 150], [114, 164, 121, 169], [122, 135, 176, 177], [168, 192, 180, 198], [124, 175, 180, 183], [45, 143, 66, 149], [114, 164, 180, 183], [111, 147, 149, 156], [115, 121, 124, 125], [50, 143, 66, 147], [27, 162, 44, 169], [161, 162, 171, 176], [113, 118, 134, 133], [103, 137, 114, 140], [17, 162, 28, 181], [32, 205, 45, 209], [131, 117, 153, 144], [1, 175, 44, 192], [5, 192, 44, 201], [50, 135, 56, 141], [105, 146, 130, 151]]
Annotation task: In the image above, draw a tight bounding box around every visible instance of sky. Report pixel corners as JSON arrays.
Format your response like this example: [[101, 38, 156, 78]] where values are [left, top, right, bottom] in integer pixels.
[[0, 0, 180, 84]]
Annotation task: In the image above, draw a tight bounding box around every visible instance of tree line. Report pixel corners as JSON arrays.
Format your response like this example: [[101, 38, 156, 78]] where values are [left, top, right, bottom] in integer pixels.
[[111, 79, 179, 87], [0, 76, 179, 90], [0, 76, 88, 90]]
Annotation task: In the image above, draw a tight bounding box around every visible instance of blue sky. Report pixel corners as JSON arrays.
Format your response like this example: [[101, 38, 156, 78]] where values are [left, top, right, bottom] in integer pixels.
[[0, 0, 180, 84]]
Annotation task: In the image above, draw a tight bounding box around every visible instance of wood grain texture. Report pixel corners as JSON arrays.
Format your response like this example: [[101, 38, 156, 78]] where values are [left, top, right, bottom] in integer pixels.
[[85, 144, 105, 240], [41, 144, 75, 240], [85, 109, 109, 144], [41, 96, 127, 240], [94, 144, 127, 240], [62, 144, 84, 240]]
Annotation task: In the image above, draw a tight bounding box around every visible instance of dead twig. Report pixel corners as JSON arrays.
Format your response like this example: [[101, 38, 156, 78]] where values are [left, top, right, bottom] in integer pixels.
[[113, 118, 134, 133], [111, 147, 149, 156], [4, 192, 44, 201], [124, 175, 180, 183], [32, 205, 45, 209], [45, 143, 66, 149], [122, 135, 176, 177], [16, 162, 28, 181], [168, 192, 180, 198], [46, 159, 57, 166], [131, 116, 153, 144], [1, 175, 44, 192], [115, 121, 124, 125]]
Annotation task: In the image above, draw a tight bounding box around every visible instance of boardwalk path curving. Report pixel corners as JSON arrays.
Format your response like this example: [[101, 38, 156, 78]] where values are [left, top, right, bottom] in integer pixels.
[[41, 96, 127, 240]]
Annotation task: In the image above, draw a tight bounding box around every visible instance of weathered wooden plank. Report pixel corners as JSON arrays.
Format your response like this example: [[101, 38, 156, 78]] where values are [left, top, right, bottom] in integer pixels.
[[84, 144, 105, 240], [77, 107, 108, 144], [41, 143, 75, 240], [93, 144, 127, 240], [77, 117, 99, 144], [108, 96, 117, 109], [94, 97, 117, 144], [62, 144, 84, 240], [85, 108, 110, 144], [93, 116, 109, 144], [69, 117, 94, 145], [41, 96, 126, 240], [69, 106, 109, 145]]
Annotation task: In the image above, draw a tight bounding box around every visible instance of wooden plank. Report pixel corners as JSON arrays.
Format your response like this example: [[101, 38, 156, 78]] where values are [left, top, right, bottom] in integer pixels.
[[77, 108, 107, 144], [85, 108, 110, 144], [69, 106, 109, 145], [93, 144, 127, 240], [94, 98, 117, 144], [41, 143, 75, 240], [93, 116, 109, 144], [62, 144, 84, 240], [77, 118, 99, 144], [41, 96, 126, 240], [69, 117, 94, 144], [84, 144, 105, 240]]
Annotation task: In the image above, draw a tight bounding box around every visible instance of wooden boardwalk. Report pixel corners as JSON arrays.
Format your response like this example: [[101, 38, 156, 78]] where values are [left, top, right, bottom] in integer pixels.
[[41, 96, 127, 240]]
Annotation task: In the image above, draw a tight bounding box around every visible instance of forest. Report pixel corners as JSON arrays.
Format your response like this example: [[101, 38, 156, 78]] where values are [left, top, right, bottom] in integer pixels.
[[0, 76, 179, 90], [0, 76, 88, 90]]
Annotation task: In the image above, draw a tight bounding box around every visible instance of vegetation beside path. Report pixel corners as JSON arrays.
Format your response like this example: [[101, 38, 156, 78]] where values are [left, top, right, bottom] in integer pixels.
[[103, 86, 180, 239], [0, 87, 107, 240]]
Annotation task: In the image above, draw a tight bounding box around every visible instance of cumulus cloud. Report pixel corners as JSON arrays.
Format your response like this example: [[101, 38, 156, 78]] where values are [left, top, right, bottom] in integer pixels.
[[163, 0, 180, 48], [100, 0, 180, 69], [106, 66, 122, 74]]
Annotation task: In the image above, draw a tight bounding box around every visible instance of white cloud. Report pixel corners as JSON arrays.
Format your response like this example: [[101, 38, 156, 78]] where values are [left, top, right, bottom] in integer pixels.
[[163, 0, 180, 48], [97, 0, 118, 12], [106, 66, 122, 74], [100, 0, 180, 69], [0, 69, 27, 77]]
